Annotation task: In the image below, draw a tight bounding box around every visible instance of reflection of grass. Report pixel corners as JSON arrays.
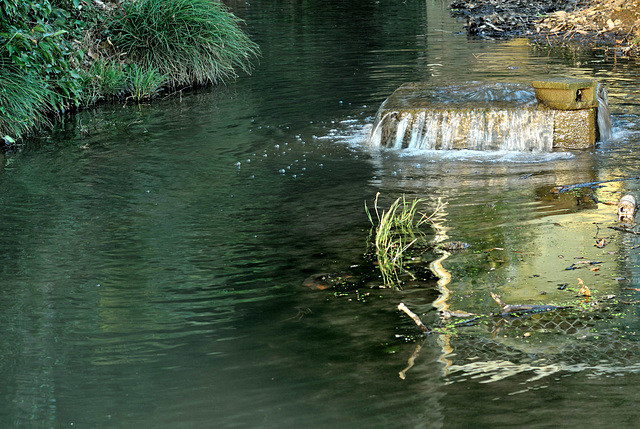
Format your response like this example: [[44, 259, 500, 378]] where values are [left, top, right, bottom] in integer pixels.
[[366, 193, 445, 287]]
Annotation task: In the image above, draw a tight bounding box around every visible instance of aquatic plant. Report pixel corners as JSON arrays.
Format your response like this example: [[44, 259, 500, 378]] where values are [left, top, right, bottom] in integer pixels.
[[110, 0, 260, 87], [366, 193, 444, 287]]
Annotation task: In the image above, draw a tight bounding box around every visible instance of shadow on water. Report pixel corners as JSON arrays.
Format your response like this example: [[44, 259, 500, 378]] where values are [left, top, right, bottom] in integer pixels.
[[2, 0, 640, 427]]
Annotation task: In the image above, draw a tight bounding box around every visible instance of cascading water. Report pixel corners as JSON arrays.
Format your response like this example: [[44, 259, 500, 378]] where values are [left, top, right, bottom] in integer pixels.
[[597, 83, 613, 142], [367, 81, 613, 152], [368, 107, 555, 151]]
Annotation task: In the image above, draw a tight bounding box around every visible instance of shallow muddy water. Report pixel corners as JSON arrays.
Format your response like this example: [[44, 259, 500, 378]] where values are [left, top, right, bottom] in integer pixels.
[[2, 0, 640, 427]]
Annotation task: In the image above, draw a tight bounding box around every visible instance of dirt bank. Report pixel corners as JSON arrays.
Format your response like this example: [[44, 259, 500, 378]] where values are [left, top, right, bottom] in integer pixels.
[[450, 0, 640, 56]]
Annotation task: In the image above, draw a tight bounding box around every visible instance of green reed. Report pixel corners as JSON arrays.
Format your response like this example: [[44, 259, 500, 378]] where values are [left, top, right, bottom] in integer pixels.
[[366, 193, 437, 287]]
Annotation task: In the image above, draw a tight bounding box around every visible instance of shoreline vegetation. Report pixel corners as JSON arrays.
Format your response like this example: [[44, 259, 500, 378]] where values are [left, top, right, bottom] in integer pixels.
[[0, 0, 259, 148]]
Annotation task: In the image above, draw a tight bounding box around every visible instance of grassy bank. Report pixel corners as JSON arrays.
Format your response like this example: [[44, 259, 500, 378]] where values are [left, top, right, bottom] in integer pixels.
[[0, 0, 259, 147]]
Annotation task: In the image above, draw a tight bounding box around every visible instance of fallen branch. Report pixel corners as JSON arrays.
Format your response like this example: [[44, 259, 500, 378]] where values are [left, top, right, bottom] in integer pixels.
[[398, 302, 429, 334], [490, 292, 566, 316], [565, 260, 602, 270], [551, 176, 640, 194], [608, 225, 639, 235]]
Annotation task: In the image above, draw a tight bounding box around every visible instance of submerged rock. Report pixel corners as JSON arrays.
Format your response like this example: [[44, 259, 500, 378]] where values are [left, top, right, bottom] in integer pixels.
[[302, 273, 356, 290], [437, 241, 471, 252]]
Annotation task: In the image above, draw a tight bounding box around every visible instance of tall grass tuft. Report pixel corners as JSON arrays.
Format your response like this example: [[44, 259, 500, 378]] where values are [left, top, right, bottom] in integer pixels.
[[0, 65, 55, 143], [110, 0, 260, 87], [366, 193, 444, 288], [126, 64, 168, 102], [81, 60, 129, 105], [81, 60, 168, 104]]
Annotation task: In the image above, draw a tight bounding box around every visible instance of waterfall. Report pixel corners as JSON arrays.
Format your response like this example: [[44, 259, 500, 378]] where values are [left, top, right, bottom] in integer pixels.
[[597, 83, 613, 142], [367, 107, 555, 152]]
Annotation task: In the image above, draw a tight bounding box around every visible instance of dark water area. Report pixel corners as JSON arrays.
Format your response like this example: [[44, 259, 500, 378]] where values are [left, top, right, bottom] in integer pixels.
[[2, 0, 640, 427]]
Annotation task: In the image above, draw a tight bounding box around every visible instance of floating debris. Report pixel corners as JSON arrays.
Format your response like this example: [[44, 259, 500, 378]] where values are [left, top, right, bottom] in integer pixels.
[[565, 260, 602, 270], [617, 194, 637, 223]]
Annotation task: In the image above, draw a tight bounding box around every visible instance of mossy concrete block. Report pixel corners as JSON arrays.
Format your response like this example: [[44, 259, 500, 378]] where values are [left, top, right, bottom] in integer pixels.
[[551, 107, 597, 149], [532, 78, 598, 110]]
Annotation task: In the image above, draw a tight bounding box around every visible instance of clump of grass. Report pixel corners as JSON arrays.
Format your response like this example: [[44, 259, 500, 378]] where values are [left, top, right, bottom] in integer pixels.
[[0, 65, 55, 144], [81, 60, 168, 104], [126, 64, 168, 102], [81, 60, 129, 104], [366, 193, 445, 287], [110, 0, 260, 87]]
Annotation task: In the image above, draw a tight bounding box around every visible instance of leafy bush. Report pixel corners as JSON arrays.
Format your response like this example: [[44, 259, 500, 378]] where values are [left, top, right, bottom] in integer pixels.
[[0, 1, 84, 110], [110, 0, 259, 87], [0, 0, 87, 142]]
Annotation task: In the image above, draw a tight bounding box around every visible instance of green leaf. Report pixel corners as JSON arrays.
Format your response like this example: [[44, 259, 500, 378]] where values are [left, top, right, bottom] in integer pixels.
[[3, 135, 16, 144], [48, 29, 68, 38]]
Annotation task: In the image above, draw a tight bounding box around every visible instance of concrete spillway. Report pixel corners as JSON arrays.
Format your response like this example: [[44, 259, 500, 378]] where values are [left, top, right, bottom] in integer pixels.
[[367, 79, 612, 152]]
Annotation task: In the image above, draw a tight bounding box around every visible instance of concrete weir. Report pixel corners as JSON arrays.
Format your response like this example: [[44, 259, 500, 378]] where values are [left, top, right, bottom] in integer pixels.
[[367, 78, 611, 151], [532, 77, 610, 149]]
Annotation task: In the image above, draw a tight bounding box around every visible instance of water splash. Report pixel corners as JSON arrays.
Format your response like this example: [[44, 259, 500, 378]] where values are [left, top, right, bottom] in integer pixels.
[[597, 83, 613, 142]]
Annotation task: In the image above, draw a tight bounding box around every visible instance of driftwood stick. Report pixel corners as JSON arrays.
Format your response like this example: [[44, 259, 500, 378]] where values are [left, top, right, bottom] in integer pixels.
[[551, 176, 640, 194], [609, 225, 639, 235], [490, 292, 508, 310], [398, 303, 429, 334], [490, 292, 564, 315]]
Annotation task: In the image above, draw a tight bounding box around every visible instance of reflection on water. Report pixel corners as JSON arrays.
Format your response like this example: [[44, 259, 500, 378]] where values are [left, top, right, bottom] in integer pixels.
[[2, 0, 640, 427]]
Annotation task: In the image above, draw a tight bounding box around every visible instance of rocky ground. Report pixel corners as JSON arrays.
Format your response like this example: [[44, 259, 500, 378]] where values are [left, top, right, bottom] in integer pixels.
[[450, 0, 640, 55]]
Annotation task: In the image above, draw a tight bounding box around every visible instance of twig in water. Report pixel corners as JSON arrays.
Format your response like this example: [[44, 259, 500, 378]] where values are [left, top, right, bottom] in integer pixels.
[[490, 292, 565, 316], [551, 175, 640, 194], [398, 302, 429, 334], [565, 260, 602, 270], [609, 225, 639, 235]]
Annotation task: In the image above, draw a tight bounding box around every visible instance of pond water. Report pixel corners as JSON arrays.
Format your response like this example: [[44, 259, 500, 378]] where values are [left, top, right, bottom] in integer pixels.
[[2, 0, 640, 427]]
